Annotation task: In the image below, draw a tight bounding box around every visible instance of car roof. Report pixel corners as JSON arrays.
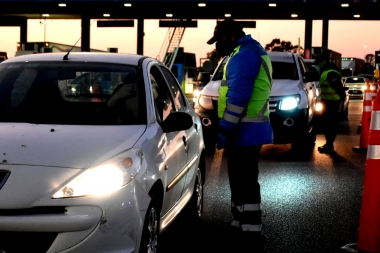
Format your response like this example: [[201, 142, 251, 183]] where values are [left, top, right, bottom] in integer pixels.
[[304, 59, 315, 63], [267, 51, 296, 63], [2, 52, 147, 65]]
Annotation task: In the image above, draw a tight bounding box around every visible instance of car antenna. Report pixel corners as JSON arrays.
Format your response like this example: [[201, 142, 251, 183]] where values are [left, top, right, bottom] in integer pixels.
[[63, 37, 81, 61]]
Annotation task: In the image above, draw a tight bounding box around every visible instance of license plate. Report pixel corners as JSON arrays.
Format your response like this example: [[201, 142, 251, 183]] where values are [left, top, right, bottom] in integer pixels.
[[352, 90, 358, 93]]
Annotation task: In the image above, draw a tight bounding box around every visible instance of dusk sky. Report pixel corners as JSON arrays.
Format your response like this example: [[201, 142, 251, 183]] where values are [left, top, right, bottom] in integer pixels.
[[1, 19, 379, 65]]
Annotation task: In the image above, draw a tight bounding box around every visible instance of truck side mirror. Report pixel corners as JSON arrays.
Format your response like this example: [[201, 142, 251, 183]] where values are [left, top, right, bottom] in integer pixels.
[[197, 72, 211, 84], [304, 71, 320, 83]]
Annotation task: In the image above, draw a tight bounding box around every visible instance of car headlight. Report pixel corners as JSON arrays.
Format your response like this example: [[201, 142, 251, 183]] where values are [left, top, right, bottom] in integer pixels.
[[279, 96, 300, 110], [198, 95, 214, 110], [52, 148, 143, 199]]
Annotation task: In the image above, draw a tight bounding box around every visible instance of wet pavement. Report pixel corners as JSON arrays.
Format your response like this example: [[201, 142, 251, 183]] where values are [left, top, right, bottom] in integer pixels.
[[160, 100, 367, 253]]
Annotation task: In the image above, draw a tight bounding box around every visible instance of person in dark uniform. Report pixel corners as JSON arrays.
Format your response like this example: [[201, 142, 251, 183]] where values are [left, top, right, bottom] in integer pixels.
[[317, 61, 346, 154]]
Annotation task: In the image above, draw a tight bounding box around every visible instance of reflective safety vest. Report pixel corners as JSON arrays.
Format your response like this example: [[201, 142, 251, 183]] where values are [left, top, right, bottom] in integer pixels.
[[218, 45, 272, 123], [320, 69, 341, 101]]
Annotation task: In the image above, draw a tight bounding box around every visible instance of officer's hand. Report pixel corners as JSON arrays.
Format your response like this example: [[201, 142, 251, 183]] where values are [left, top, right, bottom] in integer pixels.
[[216, 132, 230, 150]]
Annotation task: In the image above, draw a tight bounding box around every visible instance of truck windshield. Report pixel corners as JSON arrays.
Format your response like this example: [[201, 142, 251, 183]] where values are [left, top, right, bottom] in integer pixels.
[[0, 62, 144, 125], [345, 77, 366, 83], [271, 61, 299, 80]]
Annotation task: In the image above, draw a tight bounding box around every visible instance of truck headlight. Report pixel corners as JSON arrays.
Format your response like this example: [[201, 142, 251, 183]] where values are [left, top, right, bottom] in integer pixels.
[[193, 89, 200, 102], [198, 95, 213, 110], [279, 96, 300, 110], [52, 148, 143, 198]]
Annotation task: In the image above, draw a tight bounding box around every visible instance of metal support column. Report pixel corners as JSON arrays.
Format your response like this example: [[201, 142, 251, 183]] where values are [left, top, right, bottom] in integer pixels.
[[322, 18, 329, 49], [304, 18, 312, 59], [137, 18, 144, 55], [81, 14, 90, 52], [20, 17, 27, 47]]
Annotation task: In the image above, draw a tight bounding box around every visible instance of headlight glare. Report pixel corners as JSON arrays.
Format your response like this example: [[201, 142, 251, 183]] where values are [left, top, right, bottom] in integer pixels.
[[279, 96, 299, 110], [52, 148, 143, 198], [198, 95, 213, 110]]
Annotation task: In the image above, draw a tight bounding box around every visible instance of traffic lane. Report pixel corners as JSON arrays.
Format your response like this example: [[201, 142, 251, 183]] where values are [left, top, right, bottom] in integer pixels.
[[159, 101, 367, 253]]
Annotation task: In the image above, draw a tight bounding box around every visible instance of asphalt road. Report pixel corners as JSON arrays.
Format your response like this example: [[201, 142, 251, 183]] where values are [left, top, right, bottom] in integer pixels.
[[160, 99, 368, 253]]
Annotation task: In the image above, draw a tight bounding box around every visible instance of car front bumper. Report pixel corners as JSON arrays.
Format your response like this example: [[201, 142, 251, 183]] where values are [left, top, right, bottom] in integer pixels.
[[0, 164, 151, 253]]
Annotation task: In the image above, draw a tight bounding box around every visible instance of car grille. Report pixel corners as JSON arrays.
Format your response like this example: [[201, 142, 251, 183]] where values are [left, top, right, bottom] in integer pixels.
[[0, 231, 58, 253], [0, 170, 10, 190], [269, 97, 282, 113]]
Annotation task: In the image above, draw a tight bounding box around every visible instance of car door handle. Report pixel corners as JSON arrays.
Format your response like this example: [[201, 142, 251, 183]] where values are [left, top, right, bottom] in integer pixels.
[[194, 123, 198, 133], [182, 136, 187, 146]]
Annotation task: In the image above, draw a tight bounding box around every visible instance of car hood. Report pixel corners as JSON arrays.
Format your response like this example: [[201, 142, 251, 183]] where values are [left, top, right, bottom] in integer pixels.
[[0, 124, 145, 168], [200, 80, 222, 97], [270, 79, 302, 97]]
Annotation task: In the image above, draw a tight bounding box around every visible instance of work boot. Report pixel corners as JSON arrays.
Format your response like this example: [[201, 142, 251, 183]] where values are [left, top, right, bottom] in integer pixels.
[[239, 232, 268, 252], [318, 144, 334, 154]]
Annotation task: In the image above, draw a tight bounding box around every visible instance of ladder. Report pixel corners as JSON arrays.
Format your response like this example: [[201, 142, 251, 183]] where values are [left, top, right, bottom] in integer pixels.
[[157, 26, 186, 70]]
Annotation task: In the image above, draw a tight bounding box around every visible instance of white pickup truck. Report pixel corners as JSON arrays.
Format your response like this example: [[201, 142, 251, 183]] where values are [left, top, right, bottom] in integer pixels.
[[194, 51, 320, 154]]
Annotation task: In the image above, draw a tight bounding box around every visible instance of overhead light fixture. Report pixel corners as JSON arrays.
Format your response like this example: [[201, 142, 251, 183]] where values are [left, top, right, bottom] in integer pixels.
[[58, 3, 66, 7], [166, 13, 173, 17], [42, 14, 49, 17], [291, 14, 298, 18], [124, 3, 132, 7], [198, 3, 206, 7], [103, 14, 110, 17], [269, 3, 277, 7], [354, 14, 360, 18], [225, 13, 231, 17], [341, 3, 349, 7]]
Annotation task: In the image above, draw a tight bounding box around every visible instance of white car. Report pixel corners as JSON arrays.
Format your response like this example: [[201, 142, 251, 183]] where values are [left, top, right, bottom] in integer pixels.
[[0, 52, 205, 253], [195, 52, 320, 152]]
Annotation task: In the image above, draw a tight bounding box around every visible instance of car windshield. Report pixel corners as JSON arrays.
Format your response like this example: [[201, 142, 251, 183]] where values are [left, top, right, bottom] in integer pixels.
[[0, 61, 145, 125], [345, 77, 366, 83], [271, 61, 299, 80], [212, 57, 228, 81]]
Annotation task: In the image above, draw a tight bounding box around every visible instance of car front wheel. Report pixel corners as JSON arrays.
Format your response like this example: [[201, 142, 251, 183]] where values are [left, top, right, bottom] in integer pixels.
[[139, 201, 159, 253], [187, 167, 204, 220]]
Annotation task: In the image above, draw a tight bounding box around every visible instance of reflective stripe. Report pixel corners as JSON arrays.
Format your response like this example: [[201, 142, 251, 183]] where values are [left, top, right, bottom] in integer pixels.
[[364, 106, 372, 112], [231, 220, 240, 227], [261, 58, 273, 87], [236, 204, 261, 212], [240, 116, 270, 122], [371, 111, 380, 130], [223, 113, 240, 124], [227, 103, 245, 114], [241, 224, 261, 232], [365, 92, 373, 100], [367, 145, 380, 159]]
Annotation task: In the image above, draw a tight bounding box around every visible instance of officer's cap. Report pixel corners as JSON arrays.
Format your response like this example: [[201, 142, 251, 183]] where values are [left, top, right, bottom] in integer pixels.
[[207, 19, 243, 45]]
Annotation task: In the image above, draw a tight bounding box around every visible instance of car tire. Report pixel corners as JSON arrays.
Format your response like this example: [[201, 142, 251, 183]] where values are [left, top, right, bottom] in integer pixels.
[[291, 123, 316, 152], [186, 167, 204, 221], [139, 200, 160, 253]]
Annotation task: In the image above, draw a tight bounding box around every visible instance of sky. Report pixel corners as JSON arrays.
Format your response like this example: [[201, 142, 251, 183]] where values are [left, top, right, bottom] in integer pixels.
[[1, 19, 379, 65]]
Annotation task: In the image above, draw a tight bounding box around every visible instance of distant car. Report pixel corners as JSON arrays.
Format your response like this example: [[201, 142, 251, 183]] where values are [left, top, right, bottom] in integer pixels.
[[195, 52, 321, 153], [192, 71, 211, 105], [0, 52, 205, 253], [358, 73, 375, 83], [345, 76, 368, 99]]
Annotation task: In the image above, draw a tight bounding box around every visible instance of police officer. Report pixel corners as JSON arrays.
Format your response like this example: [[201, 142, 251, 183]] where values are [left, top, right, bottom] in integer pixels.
[[317, 61, 346, 153], [207, 19, 273, 250]]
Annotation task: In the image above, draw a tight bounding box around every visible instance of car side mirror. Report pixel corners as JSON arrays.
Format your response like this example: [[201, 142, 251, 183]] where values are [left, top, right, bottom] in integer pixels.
[[304, 71, 320, 83], [161, 111, 193, 133]]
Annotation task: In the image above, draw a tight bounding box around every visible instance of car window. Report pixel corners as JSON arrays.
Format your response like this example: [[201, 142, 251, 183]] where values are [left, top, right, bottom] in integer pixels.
[[149, 65, 175, 123], [345, 77, 366, 83], [212, 56, 229, 81], [0, 62, 143, 125], [271, 61, 299, 80], [158, 66, 187, 110]]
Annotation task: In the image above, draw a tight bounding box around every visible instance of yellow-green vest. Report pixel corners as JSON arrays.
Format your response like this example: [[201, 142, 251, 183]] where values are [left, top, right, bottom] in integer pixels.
[[320, 69, 341, 101], [217, 45, 272, 123]]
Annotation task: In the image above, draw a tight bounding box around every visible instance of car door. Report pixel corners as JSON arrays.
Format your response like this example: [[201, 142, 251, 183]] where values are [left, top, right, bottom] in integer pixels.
[[148, 64, 188, 216], [298, 56, 317, 122], [158, 65, 200, 194]]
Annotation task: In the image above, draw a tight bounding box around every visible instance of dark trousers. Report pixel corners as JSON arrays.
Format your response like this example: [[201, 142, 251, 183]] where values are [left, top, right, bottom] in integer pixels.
[[226, 145, 263, 229], [320, 99, 341, 146]]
